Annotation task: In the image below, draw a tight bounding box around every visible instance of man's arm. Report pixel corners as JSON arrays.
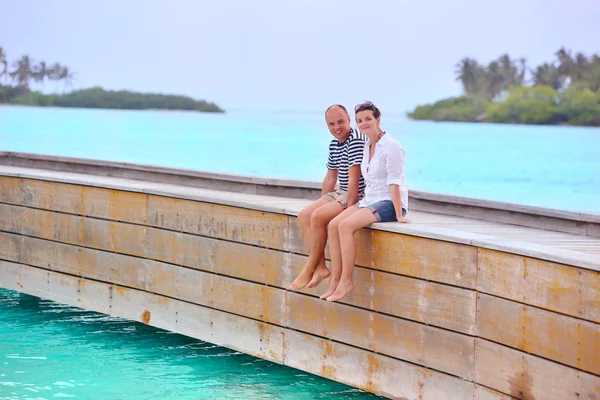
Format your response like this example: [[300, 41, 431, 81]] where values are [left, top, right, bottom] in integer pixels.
[[346, 137, 366, 207], [322, 168, 338, 196], [346, 165, 361, 207]]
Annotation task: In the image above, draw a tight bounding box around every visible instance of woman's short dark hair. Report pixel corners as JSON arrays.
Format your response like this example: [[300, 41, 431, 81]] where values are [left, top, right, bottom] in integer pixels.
[[354, 101, 381, 119]]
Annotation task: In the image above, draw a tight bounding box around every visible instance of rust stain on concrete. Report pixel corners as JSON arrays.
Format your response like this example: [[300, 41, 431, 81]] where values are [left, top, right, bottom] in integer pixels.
[[508, 358, 535, 400], [518, 305, 533, 351], [319, 340, 338, 380], [417, 380, 424, 400], [141, 310, 151, 324], [113, 285, 128, 296], [268, 350, 279, 361], [281, 332, 288, 362], [364, 353, 383, 395], [258, 323, 271, 345]]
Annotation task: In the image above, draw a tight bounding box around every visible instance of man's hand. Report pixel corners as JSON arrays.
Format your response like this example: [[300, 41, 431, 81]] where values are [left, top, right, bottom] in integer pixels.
[[321, 169, 338, 196]]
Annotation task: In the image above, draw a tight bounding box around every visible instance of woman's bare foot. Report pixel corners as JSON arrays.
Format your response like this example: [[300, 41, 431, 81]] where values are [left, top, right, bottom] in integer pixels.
[[319, 279, 339, 299], [326, 280, 354, 302], [289, 266, 314, 290], [307, 263, 330, 288]]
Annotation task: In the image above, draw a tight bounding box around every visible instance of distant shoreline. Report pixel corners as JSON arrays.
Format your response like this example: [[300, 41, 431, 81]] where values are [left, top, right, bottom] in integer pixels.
[[408, 106, 599, 127], [0, 103, 226, 114], [0, 46, 224, 113], [406, 90, 600, 128], [408, 115, 599, 129], [0, 85, 225, 113], [407, 48, 600, 127]]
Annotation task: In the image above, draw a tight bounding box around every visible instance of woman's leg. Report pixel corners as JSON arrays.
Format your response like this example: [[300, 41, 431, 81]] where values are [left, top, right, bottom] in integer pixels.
[[319, 205, 360, 299], [326, 207, 377, 302]]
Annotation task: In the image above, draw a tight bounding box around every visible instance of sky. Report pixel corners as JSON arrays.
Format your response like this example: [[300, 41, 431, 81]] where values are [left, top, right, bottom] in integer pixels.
[[1, 0, 599, 114]]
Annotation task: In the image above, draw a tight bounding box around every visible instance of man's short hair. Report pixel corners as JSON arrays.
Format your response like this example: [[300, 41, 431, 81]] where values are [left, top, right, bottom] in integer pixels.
[[325, 104, 349, 117]]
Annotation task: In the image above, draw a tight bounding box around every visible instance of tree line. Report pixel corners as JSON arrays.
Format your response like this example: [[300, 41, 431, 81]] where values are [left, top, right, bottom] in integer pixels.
[[0, 46, 224, 113], [0, 47, 74, 90], [408, 48, 600, 126]]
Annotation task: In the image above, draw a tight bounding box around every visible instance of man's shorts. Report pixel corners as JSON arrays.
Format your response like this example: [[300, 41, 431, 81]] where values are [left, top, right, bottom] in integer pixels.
[[321, 190, 350, 208]]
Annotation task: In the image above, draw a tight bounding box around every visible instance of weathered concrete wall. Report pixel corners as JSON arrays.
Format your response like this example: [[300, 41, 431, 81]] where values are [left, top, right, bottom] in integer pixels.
[[1, 151, 599, 237], [1, 175, 599, 400]]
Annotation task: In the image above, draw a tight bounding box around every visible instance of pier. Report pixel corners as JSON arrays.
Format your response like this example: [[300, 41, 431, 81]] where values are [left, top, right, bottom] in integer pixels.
[[1, 152, 599, 400]]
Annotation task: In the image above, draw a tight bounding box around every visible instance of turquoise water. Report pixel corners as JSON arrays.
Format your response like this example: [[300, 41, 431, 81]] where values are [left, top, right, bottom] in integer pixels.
[[0, 288, 379, 399], [1, 105, 599, 213]]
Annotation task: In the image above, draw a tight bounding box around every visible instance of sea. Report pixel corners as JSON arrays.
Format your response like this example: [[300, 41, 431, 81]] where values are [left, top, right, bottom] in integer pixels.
[[1, 105, 599, 213], [0, 288, 378, 399]]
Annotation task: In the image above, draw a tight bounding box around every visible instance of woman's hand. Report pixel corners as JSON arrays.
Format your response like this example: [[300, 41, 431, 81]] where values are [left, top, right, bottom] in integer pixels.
[[396, 215, 411, 223], [388, 185, 410, 224]]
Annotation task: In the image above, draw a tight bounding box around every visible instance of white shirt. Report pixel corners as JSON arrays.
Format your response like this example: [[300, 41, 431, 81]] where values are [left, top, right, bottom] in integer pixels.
[[358, 133, 409, 211]]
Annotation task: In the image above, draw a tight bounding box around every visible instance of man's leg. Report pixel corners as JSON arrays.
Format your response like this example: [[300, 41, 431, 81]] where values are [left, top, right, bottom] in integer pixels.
[[297, 198, 330, 237], [300, 201, 345, 288], [289, 198, 330, 289], [290, 200, 344, 290]]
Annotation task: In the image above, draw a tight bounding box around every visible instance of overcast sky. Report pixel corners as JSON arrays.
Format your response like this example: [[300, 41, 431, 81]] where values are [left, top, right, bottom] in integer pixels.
[[2, 0, 598, 113]]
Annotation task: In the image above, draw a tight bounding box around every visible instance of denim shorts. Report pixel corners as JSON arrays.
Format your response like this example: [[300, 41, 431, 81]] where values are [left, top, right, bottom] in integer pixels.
[[367, 200, 406, 222]]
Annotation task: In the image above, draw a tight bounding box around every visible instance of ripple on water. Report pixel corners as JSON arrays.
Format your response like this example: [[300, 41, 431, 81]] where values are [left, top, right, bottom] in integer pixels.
[[0, 288, 382, 399]]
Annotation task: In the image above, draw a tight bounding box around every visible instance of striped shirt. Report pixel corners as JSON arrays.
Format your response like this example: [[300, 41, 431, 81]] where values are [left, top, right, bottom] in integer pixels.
[[326, 128, 367, 193]]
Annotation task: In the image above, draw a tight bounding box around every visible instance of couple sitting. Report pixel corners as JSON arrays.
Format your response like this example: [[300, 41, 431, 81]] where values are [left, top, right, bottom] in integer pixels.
[[289, 101, 411, 302]]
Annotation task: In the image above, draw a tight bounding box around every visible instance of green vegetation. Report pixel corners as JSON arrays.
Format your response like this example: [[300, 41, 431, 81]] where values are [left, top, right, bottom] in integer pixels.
[[0, 46, 224, 113], [408, 48, 600, 126]]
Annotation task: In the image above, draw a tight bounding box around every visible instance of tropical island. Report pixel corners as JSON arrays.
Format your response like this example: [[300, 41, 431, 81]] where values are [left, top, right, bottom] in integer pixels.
[[0, 47, 224, 113], [408, 48, 600, 126]]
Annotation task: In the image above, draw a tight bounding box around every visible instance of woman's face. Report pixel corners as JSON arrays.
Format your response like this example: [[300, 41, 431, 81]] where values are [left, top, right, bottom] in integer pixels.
[[356, 110, 380, 136]]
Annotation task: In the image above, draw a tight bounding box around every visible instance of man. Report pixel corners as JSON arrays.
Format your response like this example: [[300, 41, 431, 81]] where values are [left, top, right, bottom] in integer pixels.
[[289, 104, 366, 290]]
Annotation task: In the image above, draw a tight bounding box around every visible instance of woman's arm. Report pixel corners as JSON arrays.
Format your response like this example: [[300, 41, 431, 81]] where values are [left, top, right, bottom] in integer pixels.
[[389, 184, 409, 221], [386, 143, 411, 223]]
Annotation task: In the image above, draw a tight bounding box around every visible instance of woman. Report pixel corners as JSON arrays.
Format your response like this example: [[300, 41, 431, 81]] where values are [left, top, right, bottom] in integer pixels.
[[320, 100, 411, 302]]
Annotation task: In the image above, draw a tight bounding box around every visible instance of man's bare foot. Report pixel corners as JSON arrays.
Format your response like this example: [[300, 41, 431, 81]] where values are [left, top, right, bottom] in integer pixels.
[[326, 280, 354, 302], [307, 264, 330, 288], [319, 279, 339, 299], [289, 268, 314, 290]]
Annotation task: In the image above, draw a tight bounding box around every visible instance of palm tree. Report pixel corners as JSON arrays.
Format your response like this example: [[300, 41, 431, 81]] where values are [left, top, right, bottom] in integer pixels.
[[484, 61, 505, 99], [9, 55, 34, 88], [496, 55, 527, 89], [516, 58, 527, 86], [556, 47, 575, 84], [0, 47, 7, 85], [573, 52, 590, 82], [32, 61, 50, 90], [498, 54, 518, 89], [58, 66, 75, 91], [455, 58, 479, 94], [531, 63, 564, 90], [48, 63, 63, 92]]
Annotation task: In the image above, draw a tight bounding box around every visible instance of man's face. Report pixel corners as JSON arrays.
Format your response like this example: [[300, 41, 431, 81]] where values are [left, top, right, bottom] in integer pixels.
[[325, 107, 351, 141]]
